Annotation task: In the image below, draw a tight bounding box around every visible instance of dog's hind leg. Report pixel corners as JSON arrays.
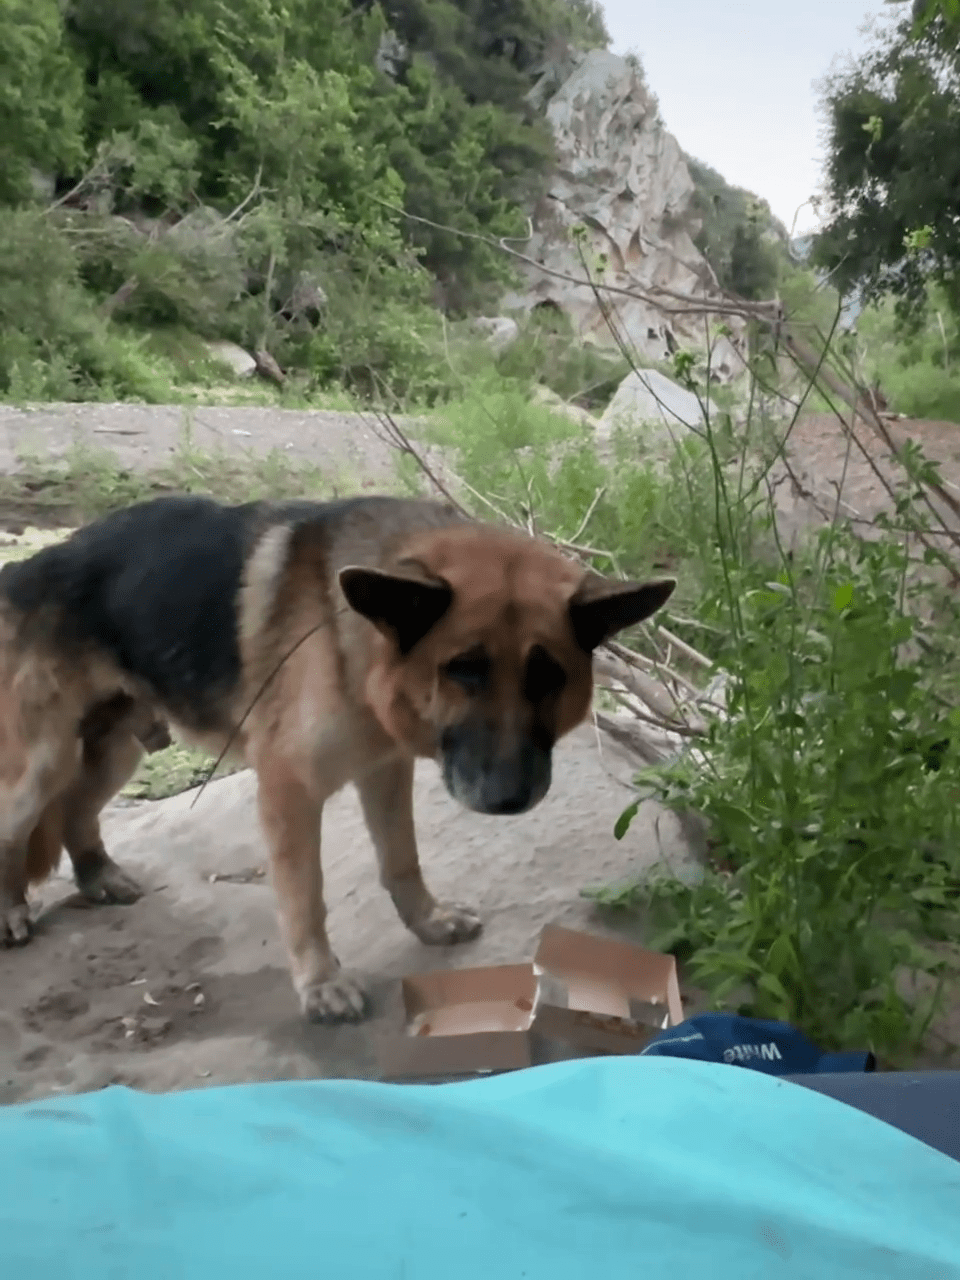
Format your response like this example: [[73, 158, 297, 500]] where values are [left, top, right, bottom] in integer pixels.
[[60, 725, 144, 905], [355, 754, 482, 947], [0, 737, 81, 946]]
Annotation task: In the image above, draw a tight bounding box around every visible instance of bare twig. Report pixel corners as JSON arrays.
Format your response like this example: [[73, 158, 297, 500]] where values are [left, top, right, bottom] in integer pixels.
[[368, 409, 470, 518], [98, 277, 139, 318], [605, 639, 706, 699], [569, 485, 606, 543], [224, 166, 264, 223]]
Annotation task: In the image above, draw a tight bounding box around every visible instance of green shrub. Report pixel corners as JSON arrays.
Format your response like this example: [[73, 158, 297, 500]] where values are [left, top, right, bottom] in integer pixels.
[[856, 290, 960, 422], [0, 209, 175, 401], [594, 391, 960, 1060], [492, 308, 631, 410]]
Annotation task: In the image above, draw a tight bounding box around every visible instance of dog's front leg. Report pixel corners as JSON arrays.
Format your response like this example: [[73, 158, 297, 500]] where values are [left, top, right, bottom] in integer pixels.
[[256, 757, 367, 1023], [356, 754, 482, 946]]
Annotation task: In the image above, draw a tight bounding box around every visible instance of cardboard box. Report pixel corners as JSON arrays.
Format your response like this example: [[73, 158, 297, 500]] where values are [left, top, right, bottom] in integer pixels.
[[378, 924, 684, 1081], [532, 924, 684, 1059]]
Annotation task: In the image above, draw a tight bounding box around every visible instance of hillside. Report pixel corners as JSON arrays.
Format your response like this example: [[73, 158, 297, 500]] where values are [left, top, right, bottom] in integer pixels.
[[0, 0, 792, 406]]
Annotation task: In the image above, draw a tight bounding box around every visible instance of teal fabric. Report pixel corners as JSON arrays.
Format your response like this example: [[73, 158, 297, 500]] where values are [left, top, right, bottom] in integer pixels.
[[2, 1057, 959, 1278]]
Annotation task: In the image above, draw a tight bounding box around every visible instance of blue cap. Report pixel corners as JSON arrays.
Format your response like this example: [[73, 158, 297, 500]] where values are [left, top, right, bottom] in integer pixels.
[[640, 1012, 875, 1075]]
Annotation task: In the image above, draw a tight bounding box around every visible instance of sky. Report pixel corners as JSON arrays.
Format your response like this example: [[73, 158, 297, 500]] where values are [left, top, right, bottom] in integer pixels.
[[600, 0, 896, 235]]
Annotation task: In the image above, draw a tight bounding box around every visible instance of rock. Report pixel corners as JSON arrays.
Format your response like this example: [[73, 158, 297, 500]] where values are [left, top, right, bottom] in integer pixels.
[[503, 50, 745, 376], [375, 29, 408, 78], [473, 316, 520, 351], [531, 385, 598, 428], [205, 341, 258, 378], [599, 368, 713, 453]]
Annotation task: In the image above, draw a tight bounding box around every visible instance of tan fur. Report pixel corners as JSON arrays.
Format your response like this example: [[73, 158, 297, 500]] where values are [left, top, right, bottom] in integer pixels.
[[0, 501, 674, 1020], [0, 644, 154, 941], [24, 804, 63, 886]]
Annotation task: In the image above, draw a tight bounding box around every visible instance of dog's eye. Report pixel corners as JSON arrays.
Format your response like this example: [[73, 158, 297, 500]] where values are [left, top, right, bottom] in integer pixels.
[[524, 646, 567, 702], [443, 649, 490, 693]]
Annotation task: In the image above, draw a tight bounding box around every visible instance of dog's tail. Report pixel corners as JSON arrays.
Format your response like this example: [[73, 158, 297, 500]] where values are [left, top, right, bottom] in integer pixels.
[[25, 804, 63, 886]]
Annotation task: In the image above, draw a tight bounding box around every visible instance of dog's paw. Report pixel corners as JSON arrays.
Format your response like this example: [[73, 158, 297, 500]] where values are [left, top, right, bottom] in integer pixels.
[[300, 972, 369, 1024], [76, 854, 143, 906], [411, 901, 483, 946], [1, 901, 32, 947]]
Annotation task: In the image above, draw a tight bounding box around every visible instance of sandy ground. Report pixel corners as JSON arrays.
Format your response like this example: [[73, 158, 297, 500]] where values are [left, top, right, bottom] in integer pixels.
[[0, 730, 701, 1104], [1, 398, 959, 1103]]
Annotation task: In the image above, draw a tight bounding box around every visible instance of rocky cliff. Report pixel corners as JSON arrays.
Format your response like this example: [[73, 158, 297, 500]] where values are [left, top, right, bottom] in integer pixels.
[[503, 49, 743, 375]]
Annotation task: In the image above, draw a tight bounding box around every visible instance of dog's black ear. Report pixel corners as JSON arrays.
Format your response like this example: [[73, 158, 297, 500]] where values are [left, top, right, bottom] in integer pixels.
[[568, 576, 676, 653], [338, 566, 453, 655]]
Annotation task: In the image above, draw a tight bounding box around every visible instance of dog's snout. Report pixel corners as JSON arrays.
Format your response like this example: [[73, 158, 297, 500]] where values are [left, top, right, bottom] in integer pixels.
[[476, 775, 542, 816], [440, 721, 552, 816]]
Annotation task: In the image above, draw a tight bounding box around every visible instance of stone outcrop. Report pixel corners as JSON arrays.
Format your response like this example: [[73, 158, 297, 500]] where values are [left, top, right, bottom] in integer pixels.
[[503, 49, 743, 376]]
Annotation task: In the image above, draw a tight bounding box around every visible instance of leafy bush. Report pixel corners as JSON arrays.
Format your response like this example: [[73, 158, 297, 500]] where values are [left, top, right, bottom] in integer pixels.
[[421, 374, 668, 565], [291, 283, 453, 404], [565, 344, 960, 1060], [0, 208, 175, 400], [608, 516, 959, 1055], [856, 288, 960, 422], [0, 0, 86, 203], [491, 307, 631, 410]]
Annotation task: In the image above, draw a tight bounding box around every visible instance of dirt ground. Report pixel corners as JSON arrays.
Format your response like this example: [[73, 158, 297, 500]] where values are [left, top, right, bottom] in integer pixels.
[[0, 729, 701, 1104], [1, 399, 959, 1103]]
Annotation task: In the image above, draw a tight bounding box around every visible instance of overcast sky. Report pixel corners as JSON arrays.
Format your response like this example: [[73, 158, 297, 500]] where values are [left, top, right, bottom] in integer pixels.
[[600, 0, 896, 234]]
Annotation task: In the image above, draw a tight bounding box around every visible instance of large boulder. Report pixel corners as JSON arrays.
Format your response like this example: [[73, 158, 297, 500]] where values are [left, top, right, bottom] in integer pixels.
[[204, 340, 257, 378], [599, 368, 713, 452], [503, 50, 744, 376], [473, 316, 520, 351]]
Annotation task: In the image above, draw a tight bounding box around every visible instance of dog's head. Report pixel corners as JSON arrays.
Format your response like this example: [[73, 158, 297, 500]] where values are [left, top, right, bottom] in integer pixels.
[[339, 526, 674, 817]]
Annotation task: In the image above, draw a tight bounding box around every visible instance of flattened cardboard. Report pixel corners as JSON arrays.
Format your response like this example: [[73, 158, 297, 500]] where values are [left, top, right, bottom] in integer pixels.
[[377, 926, 683, 1080]]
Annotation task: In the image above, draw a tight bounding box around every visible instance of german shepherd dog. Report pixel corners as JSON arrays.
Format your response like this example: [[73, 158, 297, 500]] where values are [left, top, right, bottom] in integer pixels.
[[0, 495, 674, 1022]]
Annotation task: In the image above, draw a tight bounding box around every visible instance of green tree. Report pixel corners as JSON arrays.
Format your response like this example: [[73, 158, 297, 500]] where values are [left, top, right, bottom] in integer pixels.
[[60, 0, 570, 311], [0, 0, 86, 203], [905, 0, 960, 31], [686, 157, 789, 299], [371, 54, 549, 310], [1, 0, 613, 395], [814, 8, 960, 316], [370, 0, 607, 112]]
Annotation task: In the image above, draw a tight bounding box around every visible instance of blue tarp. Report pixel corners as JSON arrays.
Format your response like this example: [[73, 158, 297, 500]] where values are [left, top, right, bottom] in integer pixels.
[[1, 1057, 959, 1278]]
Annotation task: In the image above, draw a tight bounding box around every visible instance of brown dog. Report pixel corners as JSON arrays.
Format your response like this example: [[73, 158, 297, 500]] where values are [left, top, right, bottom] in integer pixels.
[[0, 495, 675, 1021]]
